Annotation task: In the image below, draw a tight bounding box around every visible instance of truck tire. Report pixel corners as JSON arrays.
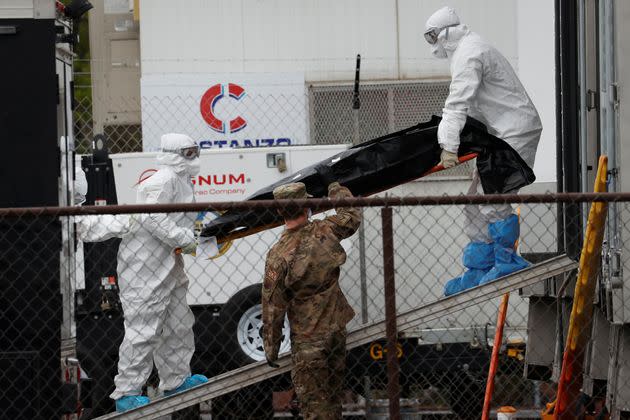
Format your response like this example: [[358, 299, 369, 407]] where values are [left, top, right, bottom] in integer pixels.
[[217, 283, 291, 369]]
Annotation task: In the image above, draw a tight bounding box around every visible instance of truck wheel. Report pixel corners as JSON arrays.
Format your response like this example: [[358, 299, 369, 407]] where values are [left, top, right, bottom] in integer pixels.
[[218, 284, 290, 369]]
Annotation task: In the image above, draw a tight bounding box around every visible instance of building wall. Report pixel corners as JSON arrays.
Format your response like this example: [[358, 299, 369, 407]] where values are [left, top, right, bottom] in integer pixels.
[[88, 0, 140, 132], [139, 0, 518, 81], [517, 0, 556, 183], [0, 0, 55, 19]]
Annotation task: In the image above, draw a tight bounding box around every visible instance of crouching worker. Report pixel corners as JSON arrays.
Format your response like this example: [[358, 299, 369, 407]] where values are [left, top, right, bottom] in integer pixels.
[[262, 182, 361, 420]]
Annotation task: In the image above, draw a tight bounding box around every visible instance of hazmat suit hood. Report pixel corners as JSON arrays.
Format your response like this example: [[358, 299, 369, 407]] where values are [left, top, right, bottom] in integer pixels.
[[425, 6, 459, 31], [157, 133, 200, 176], [440, 24, 470, 58], [424, 6, 468, 59]]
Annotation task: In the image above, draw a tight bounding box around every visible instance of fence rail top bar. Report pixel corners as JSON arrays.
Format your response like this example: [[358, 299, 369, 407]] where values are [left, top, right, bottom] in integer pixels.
[[94, 255, 577, 420], [0, 192, 628, 218]]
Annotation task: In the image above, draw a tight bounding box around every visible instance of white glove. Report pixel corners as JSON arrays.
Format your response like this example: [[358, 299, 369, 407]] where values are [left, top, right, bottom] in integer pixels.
[[439, 149, 459, 169], [180, 241, 197, 255]]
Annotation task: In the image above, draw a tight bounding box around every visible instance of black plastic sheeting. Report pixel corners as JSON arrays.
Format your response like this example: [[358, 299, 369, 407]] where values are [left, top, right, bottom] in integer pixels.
[[201, 115, 535, 241]]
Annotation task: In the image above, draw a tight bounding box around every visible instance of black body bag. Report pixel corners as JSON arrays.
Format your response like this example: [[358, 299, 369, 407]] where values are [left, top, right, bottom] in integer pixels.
[[201, 115, 535, 241]]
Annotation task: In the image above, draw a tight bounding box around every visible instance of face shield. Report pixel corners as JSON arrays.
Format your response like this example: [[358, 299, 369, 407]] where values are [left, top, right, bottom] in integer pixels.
[[162, 144, 200, 160], [423, 24, 458, 45]]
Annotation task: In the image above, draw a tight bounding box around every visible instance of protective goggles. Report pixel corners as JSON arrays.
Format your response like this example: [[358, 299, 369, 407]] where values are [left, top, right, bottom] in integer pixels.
[[423, 24, 457, 45], [163, 144, 200, 159]]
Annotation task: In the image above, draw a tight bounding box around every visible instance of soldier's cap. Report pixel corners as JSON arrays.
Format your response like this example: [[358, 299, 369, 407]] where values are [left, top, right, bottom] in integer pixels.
[[272, 182, 313, 199]]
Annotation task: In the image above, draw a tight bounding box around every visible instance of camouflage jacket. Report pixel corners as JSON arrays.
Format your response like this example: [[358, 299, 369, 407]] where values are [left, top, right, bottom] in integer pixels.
[[262, 183, 361, 361]]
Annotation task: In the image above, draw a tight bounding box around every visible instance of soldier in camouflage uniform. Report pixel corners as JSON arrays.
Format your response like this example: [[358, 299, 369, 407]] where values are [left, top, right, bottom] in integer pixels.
[[262, 181, 361, 420]]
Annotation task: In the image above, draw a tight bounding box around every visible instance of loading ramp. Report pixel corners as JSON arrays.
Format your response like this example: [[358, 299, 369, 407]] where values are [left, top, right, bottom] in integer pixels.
[[95, 255, 577, 420]]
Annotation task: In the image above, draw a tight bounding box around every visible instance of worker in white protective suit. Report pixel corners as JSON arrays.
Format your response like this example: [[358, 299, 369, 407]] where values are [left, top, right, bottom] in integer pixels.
[[110, 133, 208, 412], [423, 6, 543, 296], [74, 163, 134, 240]]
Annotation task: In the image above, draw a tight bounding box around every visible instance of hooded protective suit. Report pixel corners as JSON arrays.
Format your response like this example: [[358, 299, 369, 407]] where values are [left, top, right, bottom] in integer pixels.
[[110, 133, 200, 400], [74, 164, 136, 242], [425, 7, 542, 295]]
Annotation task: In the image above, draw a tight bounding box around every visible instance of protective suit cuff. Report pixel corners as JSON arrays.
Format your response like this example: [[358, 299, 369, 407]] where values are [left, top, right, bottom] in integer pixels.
[[438, 142, 459, 154]]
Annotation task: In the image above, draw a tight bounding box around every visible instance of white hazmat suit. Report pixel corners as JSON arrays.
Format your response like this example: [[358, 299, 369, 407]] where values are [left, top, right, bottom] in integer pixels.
[[424, 7, 542, 295], [74, 165, 88, 205], [74, 160, 134, 241], [110, 133, 200, 400]]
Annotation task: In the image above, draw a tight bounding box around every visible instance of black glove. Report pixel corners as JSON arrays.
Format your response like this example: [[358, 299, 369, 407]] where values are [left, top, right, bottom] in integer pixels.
[[266, 357, 280, 368]]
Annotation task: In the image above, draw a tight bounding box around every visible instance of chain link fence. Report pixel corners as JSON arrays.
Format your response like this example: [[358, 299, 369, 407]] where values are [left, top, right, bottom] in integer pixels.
[[73, 79, 475, 186], [2, 192, 629, 419], [8, 68, 620, 418]]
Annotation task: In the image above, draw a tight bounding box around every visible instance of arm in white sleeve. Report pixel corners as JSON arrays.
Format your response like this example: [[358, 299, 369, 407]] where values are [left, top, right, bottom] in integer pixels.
[[438, 53, 483, 153], [140, 179, 195, 249], [76, 214, 131, 242]]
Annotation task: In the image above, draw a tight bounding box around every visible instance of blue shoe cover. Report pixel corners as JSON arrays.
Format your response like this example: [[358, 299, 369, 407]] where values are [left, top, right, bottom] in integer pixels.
[[479, 246, 529, 284], [444, 242, 494, 296], [444, 268, 490, 296], [444, 276, 463, 296], [462, 242, 495, 269], [164, 374, 209, 396], [116, 395, 150, 412], [461, 268, 491, 289], [479, 215, 530, 285], [488, 214, 520, 248]]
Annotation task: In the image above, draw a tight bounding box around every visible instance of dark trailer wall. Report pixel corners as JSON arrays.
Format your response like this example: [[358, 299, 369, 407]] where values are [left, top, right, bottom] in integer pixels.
[[0, 11, 63, 420]]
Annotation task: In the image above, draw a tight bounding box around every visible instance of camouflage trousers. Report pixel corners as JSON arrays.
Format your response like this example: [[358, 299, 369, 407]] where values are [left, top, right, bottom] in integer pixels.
[[291, 329, 347, 420]]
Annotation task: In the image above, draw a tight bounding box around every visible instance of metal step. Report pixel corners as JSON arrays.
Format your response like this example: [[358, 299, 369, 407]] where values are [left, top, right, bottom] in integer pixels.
[[95, 255, 577, 420]]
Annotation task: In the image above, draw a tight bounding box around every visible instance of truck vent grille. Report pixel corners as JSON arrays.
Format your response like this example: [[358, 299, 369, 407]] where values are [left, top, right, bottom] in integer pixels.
[[308, 80, 473, 178]]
